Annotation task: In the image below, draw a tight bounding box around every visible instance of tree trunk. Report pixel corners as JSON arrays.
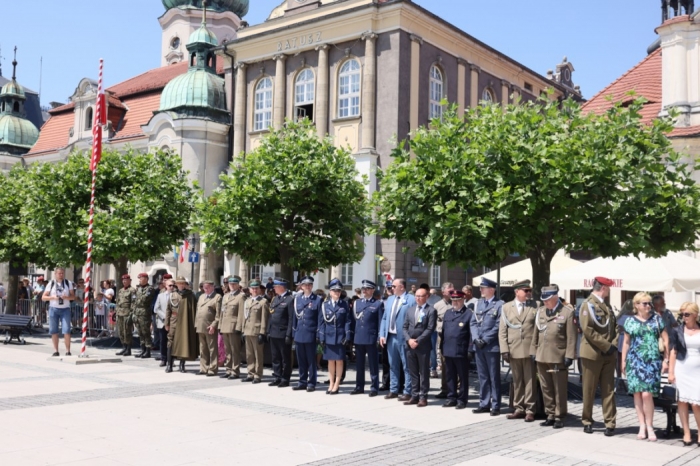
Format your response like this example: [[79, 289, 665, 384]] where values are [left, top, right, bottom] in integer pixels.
[[528, 248, 557, 301], [278, 248, 294, 286], [112, 257, 128, 291], [5, 275, 19, 314]]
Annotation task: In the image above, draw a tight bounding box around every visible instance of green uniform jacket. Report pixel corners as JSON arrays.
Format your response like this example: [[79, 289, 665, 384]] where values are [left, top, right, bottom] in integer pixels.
[[499, 299, 538, 359], [133, 285, 155, 316], [579, 294, 618, 360], [220, 290, 245, 334], [530, 302, 576, 364], [239, 296, 269, 336], [115, 287, 136, 317]]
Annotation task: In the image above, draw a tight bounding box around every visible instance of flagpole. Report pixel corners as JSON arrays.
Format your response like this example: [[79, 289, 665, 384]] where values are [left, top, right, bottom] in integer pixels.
[[80, 58, 104, 358]]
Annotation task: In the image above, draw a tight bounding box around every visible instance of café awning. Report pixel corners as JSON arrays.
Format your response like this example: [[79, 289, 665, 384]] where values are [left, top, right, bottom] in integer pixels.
[[472, 255, 582, 287]]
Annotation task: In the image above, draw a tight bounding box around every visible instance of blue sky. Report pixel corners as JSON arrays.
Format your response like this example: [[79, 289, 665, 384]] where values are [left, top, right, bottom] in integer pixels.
[[1, 0, 660, 106]]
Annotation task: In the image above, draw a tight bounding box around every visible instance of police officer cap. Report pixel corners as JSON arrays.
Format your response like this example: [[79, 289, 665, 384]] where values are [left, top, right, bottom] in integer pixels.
[[228, 275, 242, 283], [249, 279, 261, 287], [328, 278, 344, 291], [361, 279, 376, 289], [273, 277, 289, 286], [175, 276, 187, 283], [299, 276, 314, 285], [594, 276, 614, 287], [480, 277, 497, 288], [385, 280, 393, 288], [137, 272, 148, 279], [163, 274, 173, 279], [450, 290, 466, 299], [540, 286, 559, 301], [512, 279, 531, 290], [121, 274, 131, 280], [201, 280, 215, 286]]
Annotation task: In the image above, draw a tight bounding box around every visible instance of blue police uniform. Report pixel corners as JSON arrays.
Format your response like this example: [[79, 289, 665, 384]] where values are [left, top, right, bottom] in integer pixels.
[[292, 290, 323, 390], [470, 290, 504, 412], [319, 299, 353, 361], [352, 295, 384, 394], [441, 304, 473, 406]]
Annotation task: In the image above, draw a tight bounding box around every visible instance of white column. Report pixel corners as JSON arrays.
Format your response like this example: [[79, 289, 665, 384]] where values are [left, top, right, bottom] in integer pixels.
[[233, 62, 247, 157], [470, 63, 480, 108], [457, 58, 467, 117], [316, 44, 329, 138], [409, 34, 423, 131], [273, 54, 287, 130], [361, 32, 377, 150]]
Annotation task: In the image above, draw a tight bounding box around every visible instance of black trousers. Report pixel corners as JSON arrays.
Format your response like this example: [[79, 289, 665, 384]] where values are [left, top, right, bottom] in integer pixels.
[[355, 344, 380, 392], [269, 337, 292, 382], [445, 356, 469, 404], [407, 346, 431, 399], [158, 327, 168, 361]]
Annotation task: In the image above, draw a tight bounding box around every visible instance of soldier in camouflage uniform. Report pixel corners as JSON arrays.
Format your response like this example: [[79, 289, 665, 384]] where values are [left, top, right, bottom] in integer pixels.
[[115, 274, 136, 356], [133, 272, 157, 359]]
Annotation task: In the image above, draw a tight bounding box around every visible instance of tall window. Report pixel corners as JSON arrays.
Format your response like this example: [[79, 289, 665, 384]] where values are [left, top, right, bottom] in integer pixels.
[[482, 88, 494, 105], [254, 77, 273, 131], [249, 264, 263, 281], [85, 107, 93, 130], [338, 59, 361, 118], [340, 264, 354, 286], [429, 65, 444, 120], [295, 68, 315, 121], [430, 264, 441, 288]]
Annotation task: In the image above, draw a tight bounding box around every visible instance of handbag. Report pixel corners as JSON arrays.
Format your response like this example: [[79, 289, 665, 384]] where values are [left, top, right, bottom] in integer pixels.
[[660, 384, 678, 402]]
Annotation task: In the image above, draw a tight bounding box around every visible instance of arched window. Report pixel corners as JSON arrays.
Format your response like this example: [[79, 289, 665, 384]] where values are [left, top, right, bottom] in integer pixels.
[[295, 68, 315, 121], [338, 59, 361, 118], [254, 77, 273, 131], [85, 107, 93, 130], [482, 88, 495, 105], [429, 65, 444, 120]]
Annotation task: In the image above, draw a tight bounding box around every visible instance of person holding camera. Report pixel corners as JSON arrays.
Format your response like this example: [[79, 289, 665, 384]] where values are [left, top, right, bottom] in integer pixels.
[[42, 268, 76, 356]]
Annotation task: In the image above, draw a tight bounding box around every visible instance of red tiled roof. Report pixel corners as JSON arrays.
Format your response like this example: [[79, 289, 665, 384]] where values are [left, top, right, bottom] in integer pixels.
[[112, 92, 162, 141], [670, 125, 700, 137], [48, 102, 75, 114], [26, 112, 74, 155], [656, 15, 691, 31], [107, 62, 188, 97]]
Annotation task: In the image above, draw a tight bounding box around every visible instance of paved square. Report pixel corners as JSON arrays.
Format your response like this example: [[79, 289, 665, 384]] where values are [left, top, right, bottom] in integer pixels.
[[0, 335, 697, 466]]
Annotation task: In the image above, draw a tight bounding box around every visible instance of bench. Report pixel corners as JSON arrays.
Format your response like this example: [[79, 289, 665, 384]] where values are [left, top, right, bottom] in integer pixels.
[[0, 314, 34, 345], [654, 384, 681, 438]]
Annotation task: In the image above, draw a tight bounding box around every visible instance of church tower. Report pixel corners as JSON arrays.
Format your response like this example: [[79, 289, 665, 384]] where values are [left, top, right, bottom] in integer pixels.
[[0, 48, 39, 158]]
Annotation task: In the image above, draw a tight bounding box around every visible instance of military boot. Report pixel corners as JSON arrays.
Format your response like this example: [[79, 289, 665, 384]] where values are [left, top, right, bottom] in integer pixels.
[[135, 345, 145, 358], [116, 345, 127, 356], [141, 347, 151, 359], [123, 345, 132, 356], [179, 359, 186, 373], [165, 349, 173, 373]]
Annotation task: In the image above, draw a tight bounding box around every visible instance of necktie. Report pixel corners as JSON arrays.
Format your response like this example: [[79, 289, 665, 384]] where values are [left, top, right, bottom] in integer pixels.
[[518, 303, 523, 315], [390, 296, 400, 331]]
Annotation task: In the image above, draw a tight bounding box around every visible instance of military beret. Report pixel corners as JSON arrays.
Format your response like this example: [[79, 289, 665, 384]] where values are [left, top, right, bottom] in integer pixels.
[[512, 279, 531, 290], [450, 290, 466, 299], [121, 274, 131, 280], [273, 277, 289, 286], [480, 277, 497, 288], [137, 273, 148, 279], [328, 278, 343, 291], [361, 279, 376, 289], [163, 274, 173, 279], [299, 276, 314, 285], [228, 275, 241, 283], [175, 276, 188, 283], [595, 276, 614, 287], [249, 279, 261, 287], [540, 286, 559, 301]]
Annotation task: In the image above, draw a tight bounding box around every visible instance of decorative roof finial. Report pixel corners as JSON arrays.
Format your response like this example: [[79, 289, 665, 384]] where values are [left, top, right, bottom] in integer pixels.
[[202, 0, 208, 26], [12, 46, 18, 81]]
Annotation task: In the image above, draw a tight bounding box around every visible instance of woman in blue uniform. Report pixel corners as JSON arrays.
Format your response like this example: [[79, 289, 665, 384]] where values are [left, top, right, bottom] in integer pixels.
[[319, 278, 353, 394]]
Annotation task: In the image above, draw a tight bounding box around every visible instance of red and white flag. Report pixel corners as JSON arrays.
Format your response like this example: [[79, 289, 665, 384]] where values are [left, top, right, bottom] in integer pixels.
[[180, 239, 190, 263], [90, 59, 106, 171]]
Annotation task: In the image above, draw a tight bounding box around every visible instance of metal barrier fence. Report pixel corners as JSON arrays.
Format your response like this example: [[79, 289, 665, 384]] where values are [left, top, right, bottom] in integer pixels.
[[0, 299, 116, 337]]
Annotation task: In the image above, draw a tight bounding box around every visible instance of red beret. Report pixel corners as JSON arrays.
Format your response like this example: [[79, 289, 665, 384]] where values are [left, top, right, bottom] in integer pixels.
[[595, 276, 614, 287], [450, 290, 466, 299], [121, 274, 131, 280], [137, 273, 148, 278], [163, 274, 173, 279]]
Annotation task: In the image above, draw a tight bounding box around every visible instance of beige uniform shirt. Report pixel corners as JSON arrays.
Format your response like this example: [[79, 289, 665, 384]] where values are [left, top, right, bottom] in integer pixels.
[[239, 296, 270, 336], [498, 299, 538, 359], [195, 293, 221, 334], [530, 302, 576, 364]]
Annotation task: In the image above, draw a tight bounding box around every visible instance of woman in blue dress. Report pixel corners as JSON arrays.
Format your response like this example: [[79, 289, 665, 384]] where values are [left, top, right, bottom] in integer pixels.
[[621, 292, 670, 442], [319, 278, 353, 394]]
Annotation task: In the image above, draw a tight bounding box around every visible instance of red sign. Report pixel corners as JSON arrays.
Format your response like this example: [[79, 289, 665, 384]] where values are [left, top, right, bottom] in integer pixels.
[[583, 278, 623, 288]]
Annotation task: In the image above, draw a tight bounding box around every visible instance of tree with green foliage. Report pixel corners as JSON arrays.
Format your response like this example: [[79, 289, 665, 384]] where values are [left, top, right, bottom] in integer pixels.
[[19, 148, 195, 280], [373, 97, 700, 297], [197, 119, 371, 283]]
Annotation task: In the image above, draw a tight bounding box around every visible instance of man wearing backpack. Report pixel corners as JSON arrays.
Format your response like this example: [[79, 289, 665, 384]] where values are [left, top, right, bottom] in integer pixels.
[[42, 268, 76, 356]]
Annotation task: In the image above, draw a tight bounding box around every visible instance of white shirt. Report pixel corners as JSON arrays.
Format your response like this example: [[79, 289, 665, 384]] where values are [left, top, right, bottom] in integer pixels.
[[46, 279, 74, 309], [515, 299, 526, 315], [389, 293, 407, 334]]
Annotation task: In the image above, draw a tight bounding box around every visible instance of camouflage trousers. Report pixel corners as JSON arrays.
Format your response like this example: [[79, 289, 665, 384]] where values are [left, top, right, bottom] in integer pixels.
[[133, 312, 153, 348], [117, 315, 133, 345]]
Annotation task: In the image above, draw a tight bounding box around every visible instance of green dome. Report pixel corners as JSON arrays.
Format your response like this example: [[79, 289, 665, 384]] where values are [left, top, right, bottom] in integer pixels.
[[189, 25, 218, 46], [0, 114, 39, 149], [162, 0, 249, 18], [159, 69, 228, 122], [1, 80, 26, 99]]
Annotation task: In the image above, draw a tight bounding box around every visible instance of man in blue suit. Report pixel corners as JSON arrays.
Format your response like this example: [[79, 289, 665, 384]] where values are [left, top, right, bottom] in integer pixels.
[[470, 277, 504, 415], [380, 278, 416, 400], [351, 279, 384, 397], [291, 276, 323, 392]]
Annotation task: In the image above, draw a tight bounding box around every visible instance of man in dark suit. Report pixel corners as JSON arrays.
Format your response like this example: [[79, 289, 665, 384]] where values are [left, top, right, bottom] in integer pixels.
[[440, 290, 473, 409], [351, 279, 384, 397], [267, 277, 295, 387], [402, 287, 437, 407], [470, 277, 505, 415]]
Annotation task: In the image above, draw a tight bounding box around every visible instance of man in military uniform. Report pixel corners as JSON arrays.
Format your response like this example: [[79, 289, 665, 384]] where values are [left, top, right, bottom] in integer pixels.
[[351, 280, 384, 397], [440, 290, 473, 409], [220, 276, 246, 379], [132, 272, 157, 358], [195, 280, 221, 376], [499, 279, 538, 422], [115, 274, 136, 356], [470, 277, 504, 415], [239, 279, 269, 383], [530, 286, 576, 429], [267, 277, 295, 387], [291, 276, 323, 392], [579, 276, 618, 436], [165, 276, 198, 373]]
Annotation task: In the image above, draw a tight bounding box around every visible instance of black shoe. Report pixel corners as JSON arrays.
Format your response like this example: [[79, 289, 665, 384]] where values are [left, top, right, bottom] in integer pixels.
[[472, 406, 490, 414], [306, 386, 316, 392], [350, 388, 364, 395], [65, 352, 72, 356], [583, 425, 593, 434], [541, 419, 555, 427], [434, 391, 448, 399], [378, 385, 389, 391], [553, 421, 564, 429], [252, 379, 261, 384], [329, 389, 339, 395], [456, 402, 466, 410], [369, 391, 378, 397], [123, 346, 132, 356], [229, 374, 240, 380], [141, 348, 151, 359], [159, 360, 166, 367], [604, 428, 615, 437], [51, 352, 60, 357], [682, 439, 693, 447], [242, 377, 254, 382], [178, 360, 186, 373], [490, 409, 500, 416], [269, 379, 281, 386], [278, 381, 290, 388], [443, 400, 458, 408], [135, 346, 145, 358], [165, 349, 173, 373], [326, 389, 331, 394], [293, 385, 307, 391], [115, 346, 126, 356]]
